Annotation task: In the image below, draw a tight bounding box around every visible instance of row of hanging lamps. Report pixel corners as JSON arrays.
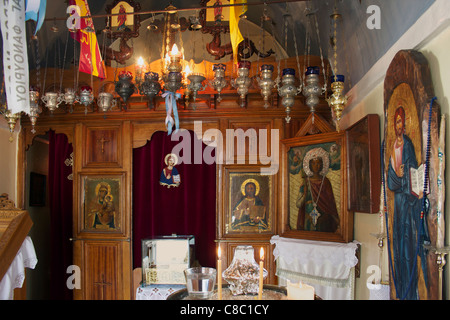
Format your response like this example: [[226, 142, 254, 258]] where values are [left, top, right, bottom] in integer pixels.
[[326, 3, 348, 131]]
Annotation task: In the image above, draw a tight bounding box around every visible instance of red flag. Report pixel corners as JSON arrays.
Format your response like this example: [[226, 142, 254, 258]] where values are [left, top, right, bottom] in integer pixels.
[[70, 0, 106, 79]]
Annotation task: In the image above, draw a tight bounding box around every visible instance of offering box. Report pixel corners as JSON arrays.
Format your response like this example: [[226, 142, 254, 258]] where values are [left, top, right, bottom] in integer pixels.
[[142, 235, 195, 285]]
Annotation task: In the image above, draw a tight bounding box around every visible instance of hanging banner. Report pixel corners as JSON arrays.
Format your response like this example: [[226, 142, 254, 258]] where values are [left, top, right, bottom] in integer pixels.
[[25, 0, 47, 35], [69, 0, 107, 79], [229, 0, 247, 64], [0, 0, 31, 115]]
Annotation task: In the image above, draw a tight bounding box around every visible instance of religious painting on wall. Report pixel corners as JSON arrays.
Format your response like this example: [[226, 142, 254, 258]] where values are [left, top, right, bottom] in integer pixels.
[[105, 0, 141, 40], [280, 131, 353, 243], [383, 50, 441, 300], [346, 114, 381, 213], [81, 175, 122, 233], [222, 166, 274, 237]]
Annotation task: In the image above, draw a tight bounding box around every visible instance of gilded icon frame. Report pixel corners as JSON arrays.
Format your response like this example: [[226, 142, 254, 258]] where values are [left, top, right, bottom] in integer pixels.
[[222, 166, 275, 238], [80, 174, 124, 234], [279, 131, 353, 243], [346, 114, 381, 213]]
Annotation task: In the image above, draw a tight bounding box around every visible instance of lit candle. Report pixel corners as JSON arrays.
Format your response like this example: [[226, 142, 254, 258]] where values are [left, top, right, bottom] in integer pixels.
[[135, 57, 145, 82], [169, 44, 181, 58], [217, 246, 222, 300], [258, 247, 264, 300]]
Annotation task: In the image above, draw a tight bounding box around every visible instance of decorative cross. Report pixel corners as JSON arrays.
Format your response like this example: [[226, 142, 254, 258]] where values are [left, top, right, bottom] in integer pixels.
[[93, 274, 112, 300], [97, 136, 110, 153]]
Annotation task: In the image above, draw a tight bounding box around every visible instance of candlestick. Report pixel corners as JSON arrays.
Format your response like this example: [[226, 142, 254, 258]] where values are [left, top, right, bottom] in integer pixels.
[[218, 246, 222, 300], [258, 247, 264, 300], [436, 114, 446, 249]]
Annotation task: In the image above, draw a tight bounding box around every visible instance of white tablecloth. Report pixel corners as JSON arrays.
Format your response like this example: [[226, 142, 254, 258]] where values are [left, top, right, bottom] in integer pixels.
[[136, 284, 186, 300], [270, 235, 359, 300], [0, 236, 38, 300]]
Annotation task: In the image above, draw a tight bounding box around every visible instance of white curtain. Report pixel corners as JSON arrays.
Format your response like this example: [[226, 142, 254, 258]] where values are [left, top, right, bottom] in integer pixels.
[[270, 235, 359, 300]]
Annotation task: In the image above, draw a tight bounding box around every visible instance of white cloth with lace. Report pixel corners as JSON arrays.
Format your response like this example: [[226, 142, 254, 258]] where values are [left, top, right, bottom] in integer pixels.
[[270, 235, 359, 300], [136, 284, 186, 300], [0, 236, 38, 300]]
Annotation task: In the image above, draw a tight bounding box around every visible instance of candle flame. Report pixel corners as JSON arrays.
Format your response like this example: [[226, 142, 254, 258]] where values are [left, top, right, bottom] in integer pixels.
[[260, 247, 264, 261], [184, 64, 192, 75], [218, 246, 221, 259], [170, 44, 179, 56], [137, 56, 144, 66]]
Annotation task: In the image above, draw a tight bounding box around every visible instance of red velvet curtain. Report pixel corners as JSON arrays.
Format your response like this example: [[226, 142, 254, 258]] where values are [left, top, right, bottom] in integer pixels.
[[132, 130, 216, 269], [48, 131, 73, 300]]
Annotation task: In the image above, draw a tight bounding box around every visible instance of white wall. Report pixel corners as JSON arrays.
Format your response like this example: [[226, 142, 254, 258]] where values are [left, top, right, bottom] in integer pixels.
[[0, 118, 18, 204]]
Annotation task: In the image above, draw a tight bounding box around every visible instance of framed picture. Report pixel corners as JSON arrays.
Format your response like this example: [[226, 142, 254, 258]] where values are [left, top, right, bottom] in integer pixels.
[[105, 0, 141, 40], [81, 175, 123, 233], [346, 114, 381, 213], [222, 166, 275, 237], [280, 131, 353, 243], [29, 172, 46, 207]]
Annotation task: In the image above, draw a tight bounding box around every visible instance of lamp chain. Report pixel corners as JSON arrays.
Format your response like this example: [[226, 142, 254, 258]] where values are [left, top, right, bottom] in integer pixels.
[[291, 14, 302, 91], [313, 12, 327, 93], [332, 6, 339, 78], [271, 11, 281, 88]]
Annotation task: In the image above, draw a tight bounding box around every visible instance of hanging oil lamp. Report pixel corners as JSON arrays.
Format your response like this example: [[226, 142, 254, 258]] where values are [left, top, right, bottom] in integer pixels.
[[139, 71, 161, 108], [209, 63, 227, 103], [41, 91, 63, 113], [278, 68, 300, 123], [326, 5, 348, 131], [115, 71, 135, 105], [163, 44, 184, 93], [79, 85, 94, 114], [29, 88, 41, 134], [97, 92, 117, 115], [257, 64, 275, 109], [4, 110, 21, 142], [327, 74, 347, 131], [302, 66, 321, 116], [63, 87, 78, 113], [186, 72, 206, 104], [231, 60, 252, 107]]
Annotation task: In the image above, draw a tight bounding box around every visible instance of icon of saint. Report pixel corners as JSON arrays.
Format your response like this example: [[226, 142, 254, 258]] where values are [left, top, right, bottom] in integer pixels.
[[296, 147, 339, 232]]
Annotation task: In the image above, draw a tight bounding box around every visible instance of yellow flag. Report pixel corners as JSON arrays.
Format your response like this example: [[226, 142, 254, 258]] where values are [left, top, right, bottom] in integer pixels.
[[229, 0, 247, 64]]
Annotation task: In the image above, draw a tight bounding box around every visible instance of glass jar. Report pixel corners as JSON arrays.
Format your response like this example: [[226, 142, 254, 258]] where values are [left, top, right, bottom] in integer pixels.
[[222, 245, 267, 295]]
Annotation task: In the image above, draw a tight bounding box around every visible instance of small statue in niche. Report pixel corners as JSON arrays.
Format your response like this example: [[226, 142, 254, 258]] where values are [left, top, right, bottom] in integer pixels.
[[159, 153, 181, 188]]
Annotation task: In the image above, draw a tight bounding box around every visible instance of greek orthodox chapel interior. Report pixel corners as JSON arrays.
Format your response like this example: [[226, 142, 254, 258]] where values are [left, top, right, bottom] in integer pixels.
[[1, 0, 450, 303]]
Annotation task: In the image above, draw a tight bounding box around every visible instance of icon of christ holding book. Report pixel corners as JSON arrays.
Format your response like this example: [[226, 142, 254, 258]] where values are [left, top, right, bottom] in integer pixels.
[[231, 179, 268, 230], [387, 105, 430, 300]]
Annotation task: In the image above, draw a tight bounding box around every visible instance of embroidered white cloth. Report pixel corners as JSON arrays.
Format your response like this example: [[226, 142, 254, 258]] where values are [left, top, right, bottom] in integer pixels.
[[367, 282, 390, 300], [0, 236, 38, 300], [270, 235, 359, 300], [136, 284, 186, 300]]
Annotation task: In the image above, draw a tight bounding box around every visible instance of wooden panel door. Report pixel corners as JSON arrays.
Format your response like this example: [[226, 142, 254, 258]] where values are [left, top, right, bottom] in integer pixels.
[[81, 240, 131, 300]]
